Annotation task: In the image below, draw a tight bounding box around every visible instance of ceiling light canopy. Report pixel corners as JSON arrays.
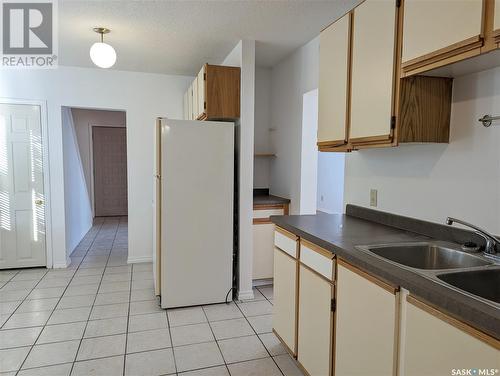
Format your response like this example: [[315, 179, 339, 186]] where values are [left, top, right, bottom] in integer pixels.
[[90, 27, 116, 69]]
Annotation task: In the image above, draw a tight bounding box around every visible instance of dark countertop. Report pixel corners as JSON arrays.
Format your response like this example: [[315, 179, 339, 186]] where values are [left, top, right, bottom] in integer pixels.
[[271, 207, 500, 340], [254, 195, 290, 206], [253, 188, 290, 206]]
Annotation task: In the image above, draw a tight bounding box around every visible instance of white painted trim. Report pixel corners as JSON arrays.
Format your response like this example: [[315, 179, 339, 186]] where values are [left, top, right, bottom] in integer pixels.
[[127, 255, 152, 264], [0, 97, 54, 268], [237, 289, 255, 301], [53, 255, 71, 269]]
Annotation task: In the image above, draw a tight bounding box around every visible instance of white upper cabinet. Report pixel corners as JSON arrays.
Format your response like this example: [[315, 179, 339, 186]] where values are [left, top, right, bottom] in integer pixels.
[[183, 91, 189, 120], [403, 0, 483, 63], [349, 0, 397, 141], [318, 13, 350, 147], [187, 83, 193, 120], [197, 66, 205, 119], [192, 76, 199, 120]]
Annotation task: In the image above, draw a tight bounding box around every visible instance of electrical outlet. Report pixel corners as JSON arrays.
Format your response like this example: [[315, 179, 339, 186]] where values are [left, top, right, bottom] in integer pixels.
[[321, 195, 324, 202], [370, 189, 378, 207]]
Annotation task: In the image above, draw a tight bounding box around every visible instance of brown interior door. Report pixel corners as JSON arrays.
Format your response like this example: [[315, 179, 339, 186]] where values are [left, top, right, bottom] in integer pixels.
[[93, 126, 128, 217]]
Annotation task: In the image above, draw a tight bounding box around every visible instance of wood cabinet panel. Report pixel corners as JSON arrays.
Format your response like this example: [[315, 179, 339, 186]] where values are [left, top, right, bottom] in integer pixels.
[[205, 65, 240, 120], [273, 248, 298, 355], [297, 265, 333, 376], [403, 297, 500, 376], [349, 0, 397, 141], [398, 76, 452, 143], [335, 262, 397, 376], [402, 0, 483, 64], [318, 13, 350, 147]]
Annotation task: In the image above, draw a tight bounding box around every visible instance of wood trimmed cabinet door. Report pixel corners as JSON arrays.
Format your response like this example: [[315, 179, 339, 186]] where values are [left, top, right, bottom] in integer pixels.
[[317, 12, 351, 152], [402, 0, 484, 76], [349, 0, 399, 146], [297, 265, 334, 376], [296, 240, 335, 376], [402, 296, 500, 376], [272, 228, 299, 356], [335, 261, 399, 376]]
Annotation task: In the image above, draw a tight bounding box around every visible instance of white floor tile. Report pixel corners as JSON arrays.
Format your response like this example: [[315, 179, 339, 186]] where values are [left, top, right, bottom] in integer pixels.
[[174, 341, 224, 373], [77, 334, 126, 361], [227, 357, 281, 376], [171, 323, 214, 346], [71, 355, 124, 376], [23, 340, 80, 369], [126, 328, 171, 353], [218, 335, 268, 364], [167, 306, 207, 327], [125, 348, 176, 376], [37, 322, 86, 344]]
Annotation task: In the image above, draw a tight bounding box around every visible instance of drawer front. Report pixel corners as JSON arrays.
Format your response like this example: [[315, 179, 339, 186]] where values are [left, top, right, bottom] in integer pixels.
[[300, 242, 334, 280], [274, 229, 297, 259], [253, 208, 284, 219]]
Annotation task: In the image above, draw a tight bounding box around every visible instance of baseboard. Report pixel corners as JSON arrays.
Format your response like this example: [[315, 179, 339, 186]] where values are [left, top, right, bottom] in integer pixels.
[[238, 289, 255, 301], [127, 255, 153, 264], [52, 256, 71, 269]]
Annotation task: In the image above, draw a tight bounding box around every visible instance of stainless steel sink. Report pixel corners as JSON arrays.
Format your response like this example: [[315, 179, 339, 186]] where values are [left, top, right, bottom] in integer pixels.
[[356, 242, 492, 270], [437, 269, 500, 304]]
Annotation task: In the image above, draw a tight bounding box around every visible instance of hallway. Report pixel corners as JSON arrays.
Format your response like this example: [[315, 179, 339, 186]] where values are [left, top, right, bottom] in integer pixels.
[[0, 218, 303, 376]]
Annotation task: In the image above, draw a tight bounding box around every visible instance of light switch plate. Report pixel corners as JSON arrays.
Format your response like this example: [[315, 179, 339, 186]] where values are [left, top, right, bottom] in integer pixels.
[[370, 189, 377, 207]]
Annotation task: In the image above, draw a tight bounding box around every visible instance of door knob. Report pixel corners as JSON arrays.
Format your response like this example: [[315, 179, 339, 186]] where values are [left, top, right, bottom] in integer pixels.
[[35, 199, 44, 205]]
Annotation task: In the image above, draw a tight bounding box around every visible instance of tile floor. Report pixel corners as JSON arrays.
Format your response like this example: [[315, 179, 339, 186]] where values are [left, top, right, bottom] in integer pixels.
[[0, 217, 304, 376]]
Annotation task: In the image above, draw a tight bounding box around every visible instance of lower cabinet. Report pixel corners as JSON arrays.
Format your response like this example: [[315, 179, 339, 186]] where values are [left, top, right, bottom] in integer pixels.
[[403, 296, 500, 376], [335, 261, 399, 376], [297, 265, 334, 376], [273, 246, 298, 355]]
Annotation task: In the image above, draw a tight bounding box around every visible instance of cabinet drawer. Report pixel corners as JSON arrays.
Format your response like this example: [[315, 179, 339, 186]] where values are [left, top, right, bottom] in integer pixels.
[[274, 228, 298, 258], [299, 240, 334, 281], [253, 208, 284, 219]]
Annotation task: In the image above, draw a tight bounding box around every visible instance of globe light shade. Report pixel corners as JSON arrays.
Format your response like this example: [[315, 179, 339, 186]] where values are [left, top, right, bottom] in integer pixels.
[[89, 42, 116, 68]]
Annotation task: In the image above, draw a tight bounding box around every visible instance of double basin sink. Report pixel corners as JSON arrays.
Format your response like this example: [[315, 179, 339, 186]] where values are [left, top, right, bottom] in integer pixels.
[[356, 242, 500, 305]]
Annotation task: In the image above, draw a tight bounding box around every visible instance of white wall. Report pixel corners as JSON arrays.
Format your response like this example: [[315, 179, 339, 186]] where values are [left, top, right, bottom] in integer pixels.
[[344, 67, 500, 233], [269, 37, 320, 214], [317, 152, 345, 214], [254, 66, 272, 188], [71, 108, 126, 216], [299, 89, 319, 214], [0, 66, 191, 267], [61, 107, 93, 259], [222, 40, 256, 300]]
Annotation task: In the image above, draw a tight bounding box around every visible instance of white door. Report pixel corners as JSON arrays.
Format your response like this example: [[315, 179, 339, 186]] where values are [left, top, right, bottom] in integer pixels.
[[0, 104, 46, 268]]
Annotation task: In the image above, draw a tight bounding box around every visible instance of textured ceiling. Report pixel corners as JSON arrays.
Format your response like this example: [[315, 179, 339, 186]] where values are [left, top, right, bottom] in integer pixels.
[[59, 0, 361, 75]]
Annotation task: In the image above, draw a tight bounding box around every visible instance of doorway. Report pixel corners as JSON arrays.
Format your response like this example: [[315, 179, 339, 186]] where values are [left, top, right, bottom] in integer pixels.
[[300, 89, 345, 215], [0, 103, 47, 268], [61, 107, 127, 257]]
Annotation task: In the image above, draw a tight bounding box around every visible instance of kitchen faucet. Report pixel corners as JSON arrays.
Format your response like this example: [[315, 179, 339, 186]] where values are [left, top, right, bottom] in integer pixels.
[[446, 217, 500, 260]]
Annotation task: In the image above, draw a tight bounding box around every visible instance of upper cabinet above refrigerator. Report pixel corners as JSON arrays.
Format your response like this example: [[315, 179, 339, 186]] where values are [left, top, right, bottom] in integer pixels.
[[183, 64, 241, 121]]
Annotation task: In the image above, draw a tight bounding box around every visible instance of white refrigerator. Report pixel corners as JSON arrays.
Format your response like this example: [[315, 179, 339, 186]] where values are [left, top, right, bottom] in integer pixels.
[[153, 118, 234, 308]]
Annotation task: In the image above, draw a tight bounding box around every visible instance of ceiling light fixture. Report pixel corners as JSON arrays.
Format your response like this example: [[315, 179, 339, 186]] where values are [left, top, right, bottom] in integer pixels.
[[90, 27, 116, 69]]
